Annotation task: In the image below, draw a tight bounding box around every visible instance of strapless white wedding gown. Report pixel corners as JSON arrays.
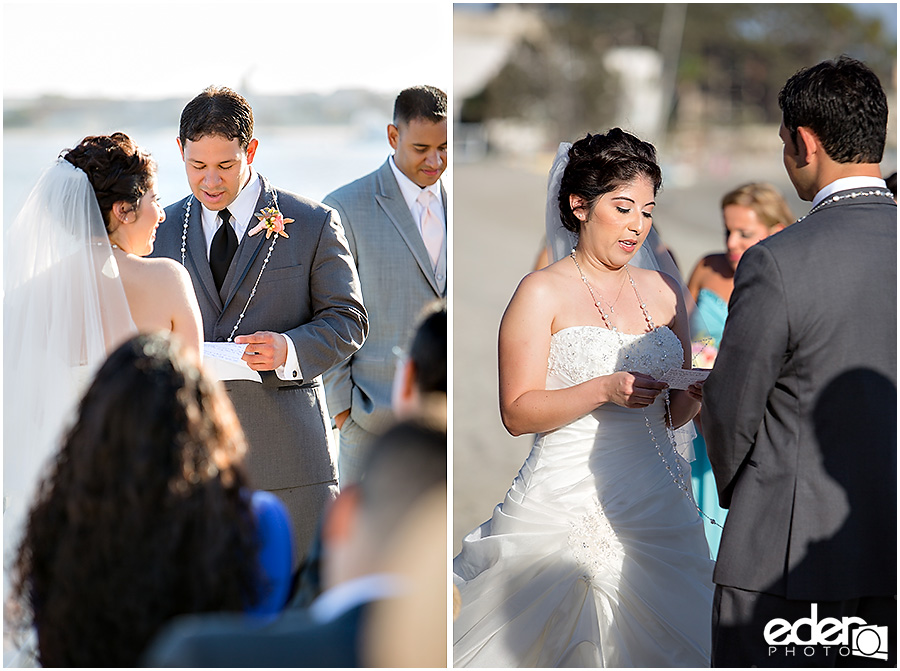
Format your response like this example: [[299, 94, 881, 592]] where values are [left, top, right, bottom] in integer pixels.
[[453, 325, 714, 667]]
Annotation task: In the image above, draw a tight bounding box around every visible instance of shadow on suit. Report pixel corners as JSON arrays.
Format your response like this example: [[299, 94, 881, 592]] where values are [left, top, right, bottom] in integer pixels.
[[712, 369, 897, 667]]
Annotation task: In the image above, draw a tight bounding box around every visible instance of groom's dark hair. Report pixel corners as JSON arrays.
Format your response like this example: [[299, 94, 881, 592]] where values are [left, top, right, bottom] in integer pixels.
[[778, 55, 887, 164], [180, 86, 255, 151], [393, 85, 447, 126]]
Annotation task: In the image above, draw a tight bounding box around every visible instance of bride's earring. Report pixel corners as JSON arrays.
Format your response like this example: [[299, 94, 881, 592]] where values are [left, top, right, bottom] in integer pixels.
[[112, 202, 132, 226], [570, 195, 587, 221]]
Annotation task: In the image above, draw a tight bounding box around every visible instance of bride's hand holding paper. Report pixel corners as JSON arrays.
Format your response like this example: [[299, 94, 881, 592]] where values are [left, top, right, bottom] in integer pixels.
[[604, 371, 668, 409]]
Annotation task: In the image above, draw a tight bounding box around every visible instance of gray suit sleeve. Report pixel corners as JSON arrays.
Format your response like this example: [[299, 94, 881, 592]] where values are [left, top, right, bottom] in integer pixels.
[[319, 196, 358, 415], [703, 243, 790, 508], [285, 206, 367, 383]]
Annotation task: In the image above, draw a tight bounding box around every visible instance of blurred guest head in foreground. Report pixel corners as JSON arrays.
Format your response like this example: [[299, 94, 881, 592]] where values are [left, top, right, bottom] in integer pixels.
[[392, 299, 447, 429], [143, 418, 447, 668], [11, 333, 259, 667]]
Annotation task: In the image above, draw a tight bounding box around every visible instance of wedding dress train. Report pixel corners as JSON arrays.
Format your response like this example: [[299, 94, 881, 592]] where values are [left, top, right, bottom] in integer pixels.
[[453, 325, 714, 667]]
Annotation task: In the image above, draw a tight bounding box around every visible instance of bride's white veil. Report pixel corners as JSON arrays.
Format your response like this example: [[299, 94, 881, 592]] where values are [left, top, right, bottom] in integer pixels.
[[3, 159, 137, 574], [544, 141, 706, 461]]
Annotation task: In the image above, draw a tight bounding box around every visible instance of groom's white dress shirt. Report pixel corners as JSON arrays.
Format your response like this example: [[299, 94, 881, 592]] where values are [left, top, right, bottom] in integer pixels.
[[198, 167, 301, 381], [811, 175, 888, 208]]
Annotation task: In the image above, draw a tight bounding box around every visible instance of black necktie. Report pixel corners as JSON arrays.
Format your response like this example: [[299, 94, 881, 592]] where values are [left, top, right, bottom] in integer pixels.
[[210, 208, 238, 291]]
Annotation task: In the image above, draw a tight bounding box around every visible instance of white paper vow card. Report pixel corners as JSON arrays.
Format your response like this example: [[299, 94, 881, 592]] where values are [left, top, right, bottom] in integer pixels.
[[659, 368, 711, 390], [202, 342, 262, 383]]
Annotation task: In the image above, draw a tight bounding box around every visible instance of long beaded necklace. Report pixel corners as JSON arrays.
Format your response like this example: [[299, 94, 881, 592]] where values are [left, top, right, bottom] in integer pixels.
[[596, 268, 629, 314], [796, 189, 894, 223], [571, 251, 722, 529], [181, 194, 282, 342]]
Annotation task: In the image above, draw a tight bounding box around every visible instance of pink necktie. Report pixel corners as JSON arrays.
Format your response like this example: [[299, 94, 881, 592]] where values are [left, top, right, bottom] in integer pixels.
[[416, 190, 444, 267]]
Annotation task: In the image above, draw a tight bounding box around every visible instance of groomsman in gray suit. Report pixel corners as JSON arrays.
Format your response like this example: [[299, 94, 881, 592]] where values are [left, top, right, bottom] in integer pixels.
[[152, 87, 367, 567], [323, 85, 448, 484], [703, 57, 896, 666]]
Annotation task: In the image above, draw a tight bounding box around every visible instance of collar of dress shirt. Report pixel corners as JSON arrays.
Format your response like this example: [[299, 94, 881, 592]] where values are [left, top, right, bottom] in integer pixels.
[[199, 167, 262, 253], [389, 155, 444, 224], [811, 175, 888, 209], [309, 572, 408, 624]]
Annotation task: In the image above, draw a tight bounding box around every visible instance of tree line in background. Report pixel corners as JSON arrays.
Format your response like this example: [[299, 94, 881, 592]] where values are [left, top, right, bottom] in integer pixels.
[[460, 3, 896, 141]]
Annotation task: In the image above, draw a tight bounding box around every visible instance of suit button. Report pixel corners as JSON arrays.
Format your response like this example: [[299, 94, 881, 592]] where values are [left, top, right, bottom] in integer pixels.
[[437, 274, 445, 281], [216, 336, 225, 342]]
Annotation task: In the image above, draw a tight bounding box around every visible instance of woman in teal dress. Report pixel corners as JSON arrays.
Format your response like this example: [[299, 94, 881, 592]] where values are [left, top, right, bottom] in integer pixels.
[[687, 182, 794, 557]]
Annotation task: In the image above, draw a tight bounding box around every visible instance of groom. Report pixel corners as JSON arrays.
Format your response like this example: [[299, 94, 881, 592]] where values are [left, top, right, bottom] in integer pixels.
[[153, 86, 368, 567], [703, 57, 896, 666]]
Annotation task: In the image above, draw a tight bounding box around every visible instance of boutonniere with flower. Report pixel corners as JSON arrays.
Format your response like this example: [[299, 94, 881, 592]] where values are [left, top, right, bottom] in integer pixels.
[[691, 339, 718, 369], [249, 207, 293, 239]]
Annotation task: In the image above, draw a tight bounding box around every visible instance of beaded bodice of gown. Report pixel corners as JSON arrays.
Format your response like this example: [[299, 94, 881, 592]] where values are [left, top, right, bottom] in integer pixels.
[[547, 323, 681, 390]]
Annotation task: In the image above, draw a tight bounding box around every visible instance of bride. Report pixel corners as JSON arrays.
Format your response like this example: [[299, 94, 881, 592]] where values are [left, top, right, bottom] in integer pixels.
[[453, 129, 714, 667], [3, 133, 202, 604]]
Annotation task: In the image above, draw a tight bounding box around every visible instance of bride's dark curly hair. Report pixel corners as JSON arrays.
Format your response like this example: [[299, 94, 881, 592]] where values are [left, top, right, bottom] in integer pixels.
[[61, 132, 156, 232], [11, 333, 260, 667], [558, 128, 663, 234]]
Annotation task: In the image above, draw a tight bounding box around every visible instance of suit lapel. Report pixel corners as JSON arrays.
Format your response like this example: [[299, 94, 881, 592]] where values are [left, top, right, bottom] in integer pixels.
[[374, 162, 443, 295], [182, 197, 223, 311], [219, 175, 271, 312]]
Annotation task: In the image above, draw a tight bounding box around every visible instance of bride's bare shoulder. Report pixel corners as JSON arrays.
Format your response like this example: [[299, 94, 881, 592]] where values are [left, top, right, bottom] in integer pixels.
[[505, 258, 578, 327], [123, 255, 191, 291], [515, 256, 574, 295]]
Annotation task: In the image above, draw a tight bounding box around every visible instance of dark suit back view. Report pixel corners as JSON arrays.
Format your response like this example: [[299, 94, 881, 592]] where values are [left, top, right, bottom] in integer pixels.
[[703, 190, 897, 664]]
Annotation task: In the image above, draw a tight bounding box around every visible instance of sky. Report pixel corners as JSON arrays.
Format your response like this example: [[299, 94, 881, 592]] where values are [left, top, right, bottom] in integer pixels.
[[2, 1, 452, 100], [2, 2, 893, 100], [854, 1, 898, 35]]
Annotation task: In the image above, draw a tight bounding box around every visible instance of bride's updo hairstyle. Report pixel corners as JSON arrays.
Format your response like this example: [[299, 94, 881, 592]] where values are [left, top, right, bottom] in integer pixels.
[[558, 128, 662, 234], [61, 132, 156, 232]]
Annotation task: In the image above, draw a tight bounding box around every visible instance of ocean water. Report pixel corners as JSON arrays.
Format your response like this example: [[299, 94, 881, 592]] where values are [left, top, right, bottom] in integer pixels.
[[3, 126, 391, 227]]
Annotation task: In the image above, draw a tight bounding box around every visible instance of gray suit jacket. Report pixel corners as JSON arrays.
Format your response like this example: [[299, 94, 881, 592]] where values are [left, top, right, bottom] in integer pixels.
[[703, 190, 896, 601], [322, 159, 447, 435], [153, 175, 367, 491]]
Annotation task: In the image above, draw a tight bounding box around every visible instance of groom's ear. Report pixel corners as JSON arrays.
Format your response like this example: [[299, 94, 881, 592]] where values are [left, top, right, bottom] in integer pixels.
[[245, 138, 259, 165], [176, 137, 185, 161], [795, 126, 820, 164]]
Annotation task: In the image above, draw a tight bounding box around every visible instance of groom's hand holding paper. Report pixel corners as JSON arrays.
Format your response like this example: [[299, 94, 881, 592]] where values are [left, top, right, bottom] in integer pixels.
[[235, 331, 288, 371]]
